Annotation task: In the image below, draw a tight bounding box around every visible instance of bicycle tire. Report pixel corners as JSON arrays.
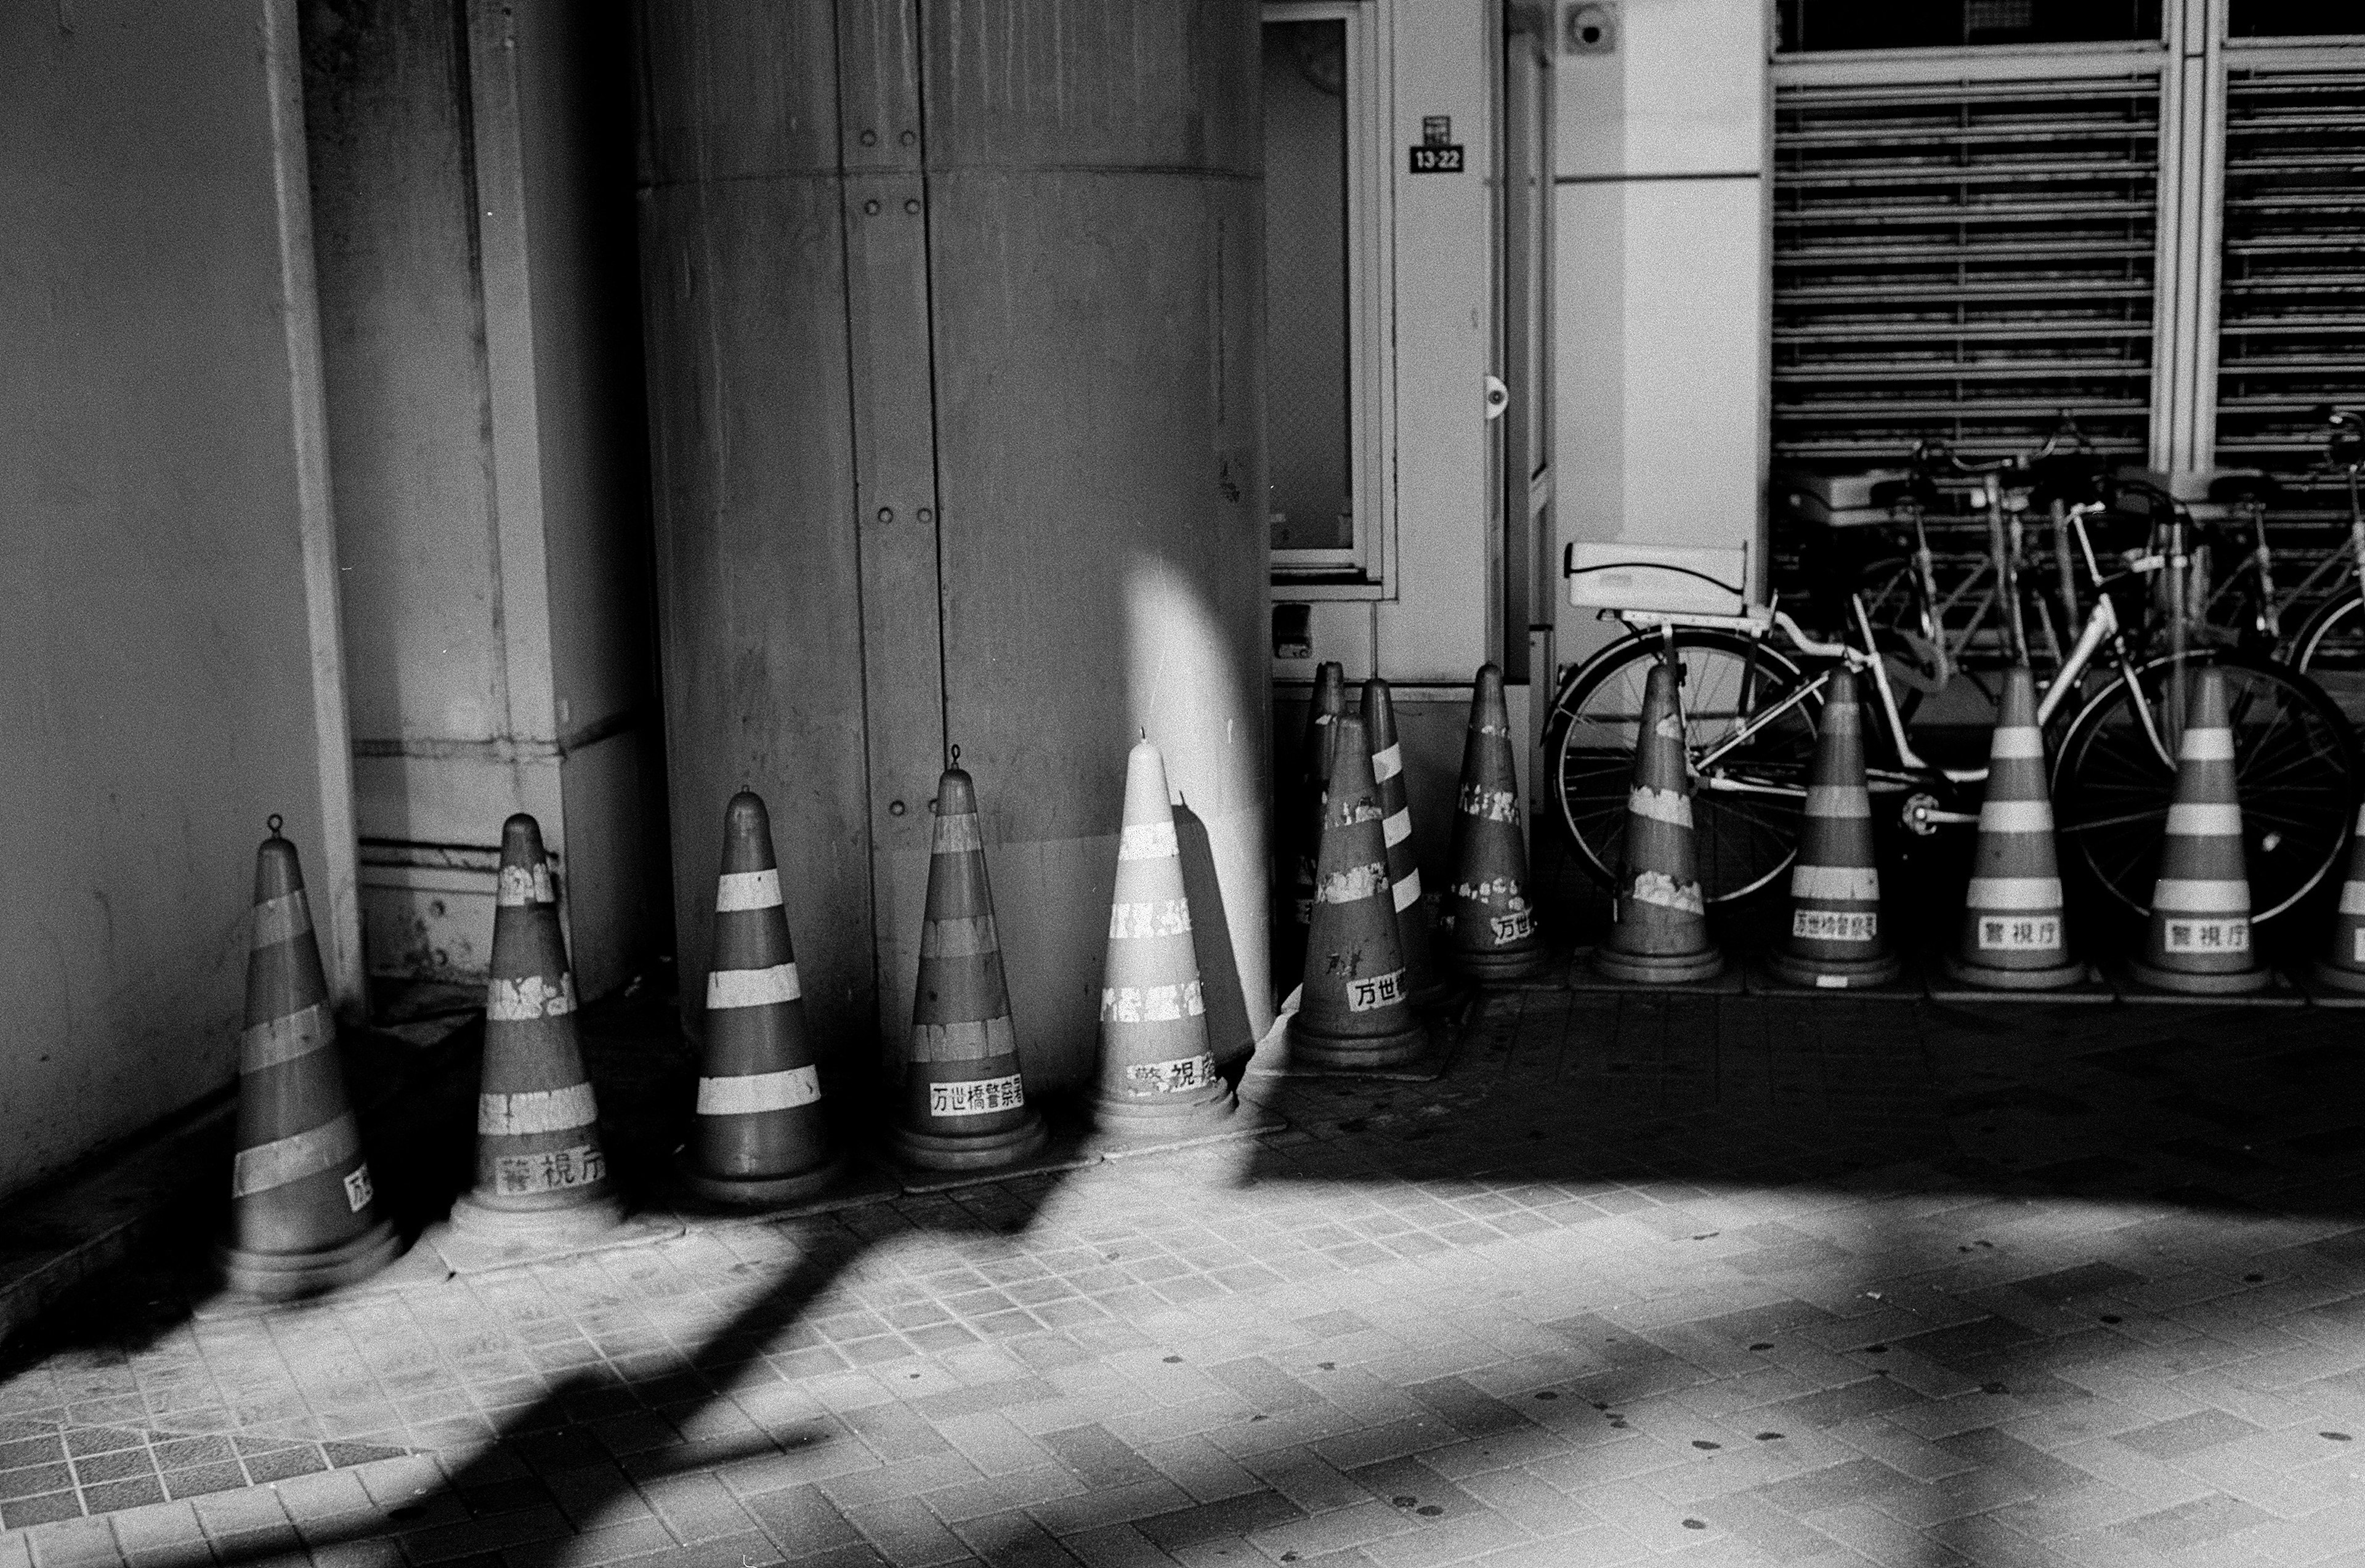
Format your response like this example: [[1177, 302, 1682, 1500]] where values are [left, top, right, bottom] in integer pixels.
[[2290, 588, 2365, 686], [1546, 631, 1816, 905], [2050, 650, 2359, 923]]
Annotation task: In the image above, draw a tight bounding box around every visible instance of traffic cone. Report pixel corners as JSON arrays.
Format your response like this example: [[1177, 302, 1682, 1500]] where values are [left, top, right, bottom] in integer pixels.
[[1943, 666, 2084, 990], [685, 793, 843, 1204], [2313, 804, 2365, 993], [217, 820, 400, 1298], [1591, 660, 1724, 984], [1092, 738, 1238, 1133], [891, 767, 1049, 1170], [1362, 677, 1448, 1007], [449, 815, 623, 1241], [2131, 665, 2269, 995], [1285, 665, 1349, 966], [1766, 667, 1900, 988], [1292, 713, 1427, 1067], [1443, 665, 1548, 980]]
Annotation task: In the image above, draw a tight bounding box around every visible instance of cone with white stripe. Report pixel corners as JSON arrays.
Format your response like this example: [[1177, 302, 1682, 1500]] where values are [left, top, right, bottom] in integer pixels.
[[1362, 678, 1447, 1007], [685, 793, 843, 1203], [1943, 666, 2084, 990], [1766, 667, 1900, 988], [1443, 665, 1549, 980], [1592, 660, 1724, 984], [449, 814, 623, 1240], [217, 823, 401, 1298], [2313, 806, 2365, 993], [1093, 739, 1237, 1132], [1292, 713, 1428, 1066], [2132, 665, 2269, 994], [1284, 664, 1350, 977], [891, 767, 1049, 1170]]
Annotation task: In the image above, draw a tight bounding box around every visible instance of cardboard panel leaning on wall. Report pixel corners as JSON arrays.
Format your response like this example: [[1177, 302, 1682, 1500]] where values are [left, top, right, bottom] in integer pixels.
[[0, 0, 358, 1202]]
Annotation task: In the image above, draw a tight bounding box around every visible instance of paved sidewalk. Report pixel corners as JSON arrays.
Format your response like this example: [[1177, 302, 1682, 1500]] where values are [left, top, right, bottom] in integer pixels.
[[10, 987, 2365, 1567]]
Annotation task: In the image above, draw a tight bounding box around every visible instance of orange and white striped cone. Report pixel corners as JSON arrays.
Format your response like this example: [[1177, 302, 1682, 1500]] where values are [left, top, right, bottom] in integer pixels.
[[685, 793, 843, 1204], [1284, 663, 1349, 977], [449, 815, 623, 1242], [1943, 666, 2084, 990], [1766, 668, 1900, 988], [2131, 665, 2269, 995], [1291, 713, 1427, 1067], [1592, 660, 1724, 984], [1362, 677, 1447, 1008], [1443, 665, 1548, 980], [2313, 804, 2365, 993], [1092, 738, 1237, 1133], [217, 821, 401, 1299], [891, 766, 1049, 1170]]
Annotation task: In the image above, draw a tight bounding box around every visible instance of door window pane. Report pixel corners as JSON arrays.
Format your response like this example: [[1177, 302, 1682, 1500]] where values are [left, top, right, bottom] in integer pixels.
[[1264, 19, 1354, 556], [1778, 0, 2161, 51]]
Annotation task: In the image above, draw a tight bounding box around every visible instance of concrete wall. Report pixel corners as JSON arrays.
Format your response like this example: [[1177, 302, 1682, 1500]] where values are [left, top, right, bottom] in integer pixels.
[[302, 0, 659, 1001], [1554, 0, 1771, 657], [0, 0, 358, 1201]]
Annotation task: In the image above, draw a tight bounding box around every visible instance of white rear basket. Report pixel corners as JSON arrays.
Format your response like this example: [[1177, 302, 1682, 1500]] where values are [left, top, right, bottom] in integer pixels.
[[1565, 543, 1750, 617]]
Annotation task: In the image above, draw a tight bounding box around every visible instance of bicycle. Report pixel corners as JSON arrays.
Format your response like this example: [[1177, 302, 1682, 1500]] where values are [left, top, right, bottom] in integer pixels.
[[1548, 463, 2359, 923]]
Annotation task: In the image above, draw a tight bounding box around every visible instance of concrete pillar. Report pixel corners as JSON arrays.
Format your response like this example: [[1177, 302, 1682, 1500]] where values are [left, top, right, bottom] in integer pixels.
[[302, 0, 659, 1004], [638, 0, 1271, 1091]]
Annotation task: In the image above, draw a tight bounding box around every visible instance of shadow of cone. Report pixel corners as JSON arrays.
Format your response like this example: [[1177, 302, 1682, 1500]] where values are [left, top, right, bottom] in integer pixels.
[[1444, 664, 1548, 981], [1292, 713, 1427, 1067], [1092, 738, 1237, 1134], [1282, 663, 1348, 985], [217, 825, 401, 1299], [1592, 660, 1724, 984], [1364, 678, 1449, 1008], [2133, 664, 2270, 995], [1944, 665, 2084, 990], [2313, 804, 2365, 993], [686, 792, 844, 1204], [1766, 667, 1900, 988], [448, 814, 624, 1242], [892, 767, 1048, 1170]]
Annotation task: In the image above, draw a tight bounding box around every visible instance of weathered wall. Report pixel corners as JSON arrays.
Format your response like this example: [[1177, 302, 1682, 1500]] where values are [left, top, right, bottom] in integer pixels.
[[302, 0, 659, 1000], [640, 0, 1273, 1089], [1554, 0, 1771, 653], [0, 0, 357, 1200]]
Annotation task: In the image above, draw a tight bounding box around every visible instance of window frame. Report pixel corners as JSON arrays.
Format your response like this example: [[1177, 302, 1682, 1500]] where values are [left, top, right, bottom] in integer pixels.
[[1264, 0, 1396, 594]]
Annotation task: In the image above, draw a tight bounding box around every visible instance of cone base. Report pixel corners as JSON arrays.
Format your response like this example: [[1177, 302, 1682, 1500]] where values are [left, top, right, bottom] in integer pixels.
[[2311, 961, 2365, 994], [2127, 956, 2271, 995], [891, 1112, 1048, 1173], [1287, 1015, 1428, 1069], [1451, 944, 1551, 982], [683, 1153, 846, 1208], [1765, 948, 1902, 989], [1939, 951, 2088, 992], [1091, 1086, 1239, 1137], [216, 1219, 402, 1302], [1591, 944, 1726, 985], [448, 1189, 625, 1244]]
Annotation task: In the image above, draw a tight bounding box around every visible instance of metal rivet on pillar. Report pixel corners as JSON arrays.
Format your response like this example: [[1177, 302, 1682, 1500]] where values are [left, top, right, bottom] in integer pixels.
[[877, 506, 894, 525], [916, 507, 934, 525], [863, 198, 881, 216], [860, 129, 878, 146], [889, 800, 907, 816], [899, 130, 916, 147], [905, 198, 921, 215]]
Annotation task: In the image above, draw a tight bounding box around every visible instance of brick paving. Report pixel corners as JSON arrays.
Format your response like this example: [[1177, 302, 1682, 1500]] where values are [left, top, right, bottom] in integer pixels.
[[11, 985, 2365, 1566]]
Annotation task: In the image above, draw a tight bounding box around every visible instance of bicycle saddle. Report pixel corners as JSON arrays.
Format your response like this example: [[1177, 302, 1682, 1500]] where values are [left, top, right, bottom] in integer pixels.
[[2204, 469, 2279, 506]]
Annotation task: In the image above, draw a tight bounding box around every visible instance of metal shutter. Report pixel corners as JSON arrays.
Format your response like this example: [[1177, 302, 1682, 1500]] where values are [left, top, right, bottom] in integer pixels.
[[1772, 75, 2163, 475], [2216, 65, 2365, 576]]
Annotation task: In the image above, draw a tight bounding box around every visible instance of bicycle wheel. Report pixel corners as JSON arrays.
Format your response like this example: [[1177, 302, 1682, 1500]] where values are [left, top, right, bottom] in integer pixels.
[[2051, 651, 2359, 921], [1548, 631, 1816, 904], [2290, 591, 2365, 728]]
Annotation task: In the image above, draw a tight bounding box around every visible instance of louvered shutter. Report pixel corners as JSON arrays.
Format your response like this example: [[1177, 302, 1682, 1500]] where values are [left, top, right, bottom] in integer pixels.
[[2215, 65, 2365, 575], [1772, 75, 2163, 474]]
